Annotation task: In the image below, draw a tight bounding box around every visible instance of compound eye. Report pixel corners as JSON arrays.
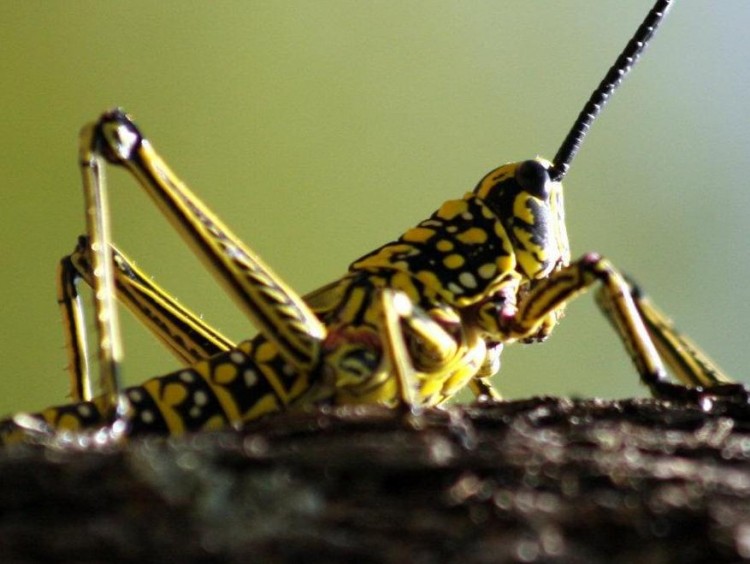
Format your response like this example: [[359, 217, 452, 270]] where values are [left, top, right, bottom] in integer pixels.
[[515, 160, 551, 200]]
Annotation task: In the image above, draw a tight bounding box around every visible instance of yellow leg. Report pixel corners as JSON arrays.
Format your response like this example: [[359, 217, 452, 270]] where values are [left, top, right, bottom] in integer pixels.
[[58, 235, 236, 402], [88, 110, 325, 373], [504, 253, 749, 402], [78, 119, 129, 427], [57, 251, 92, 402], [378, 289, 420, 412], [597, 278, 734, 389]]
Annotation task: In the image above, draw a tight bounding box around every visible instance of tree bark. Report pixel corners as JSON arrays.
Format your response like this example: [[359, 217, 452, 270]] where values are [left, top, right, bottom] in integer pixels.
[[2, 397, 750, 563]]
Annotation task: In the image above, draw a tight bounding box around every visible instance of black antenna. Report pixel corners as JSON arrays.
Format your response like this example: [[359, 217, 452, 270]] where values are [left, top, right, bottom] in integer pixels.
[[549, 0, 674, 182]]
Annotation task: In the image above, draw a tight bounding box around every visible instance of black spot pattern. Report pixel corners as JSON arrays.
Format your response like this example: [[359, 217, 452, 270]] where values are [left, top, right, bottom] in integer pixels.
[[140, 368, 228, 433], [209, 339, 288, 416], [351, 196, 511, 302]]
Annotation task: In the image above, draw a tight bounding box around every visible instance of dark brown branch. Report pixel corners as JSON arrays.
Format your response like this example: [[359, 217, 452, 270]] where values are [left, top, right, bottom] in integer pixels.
[[2, 397, 750, 562]]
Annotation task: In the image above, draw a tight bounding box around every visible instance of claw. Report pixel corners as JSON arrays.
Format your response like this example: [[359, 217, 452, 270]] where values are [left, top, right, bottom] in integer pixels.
[[653, 381, 750, 408]]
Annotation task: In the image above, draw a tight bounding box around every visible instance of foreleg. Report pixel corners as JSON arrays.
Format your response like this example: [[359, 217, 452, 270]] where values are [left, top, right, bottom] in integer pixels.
[[502, 253, 748, 402]]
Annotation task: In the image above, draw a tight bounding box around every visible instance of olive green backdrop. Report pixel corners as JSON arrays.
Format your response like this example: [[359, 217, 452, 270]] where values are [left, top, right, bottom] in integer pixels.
[[1, 2, 748, 416]]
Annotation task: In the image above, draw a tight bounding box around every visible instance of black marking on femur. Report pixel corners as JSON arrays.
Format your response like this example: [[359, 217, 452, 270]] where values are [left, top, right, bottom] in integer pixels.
[[339, 347, 381, 380]]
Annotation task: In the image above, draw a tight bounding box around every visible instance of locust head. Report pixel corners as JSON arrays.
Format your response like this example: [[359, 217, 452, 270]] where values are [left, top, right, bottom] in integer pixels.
[[474, 158, 570, 281]]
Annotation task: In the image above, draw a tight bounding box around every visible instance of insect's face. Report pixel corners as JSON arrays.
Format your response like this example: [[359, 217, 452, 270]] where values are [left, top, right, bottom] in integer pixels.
[[474, 158, 570, 281]]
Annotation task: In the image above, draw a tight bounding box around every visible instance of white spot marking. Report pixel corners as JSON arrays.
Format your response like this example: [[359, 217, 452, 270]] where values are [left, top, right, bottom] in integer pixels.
[[179, 370, 195, 383], [459, 272, 478, 289], [244, 370, 258, 387], [478, 263, 497, 279], [447, 282, 464, 295]]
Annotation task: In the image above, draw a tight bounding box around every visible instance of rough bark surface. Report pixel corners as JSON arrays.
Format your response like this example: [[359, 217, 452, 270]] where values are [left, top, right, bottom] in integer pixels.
[[2, 397, 750, 563]]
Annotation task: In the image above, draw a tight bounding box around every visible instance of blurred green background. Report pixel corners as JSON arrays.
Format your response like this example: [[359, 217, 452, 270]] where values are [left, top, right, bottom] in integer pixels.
[[0, 2, 748, 417]]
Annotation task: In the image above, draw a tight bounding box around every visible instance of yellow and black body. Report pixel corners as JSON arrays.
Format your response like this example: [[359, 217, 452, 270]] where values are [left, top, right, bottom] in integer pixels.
[[1, 0, 746, 447]]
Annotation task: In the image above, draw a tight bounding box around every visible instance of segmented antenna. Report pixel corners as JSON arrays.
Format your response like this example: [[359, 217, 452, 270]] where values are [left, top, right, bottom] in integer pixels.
[[549, 0, 674, 182]]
